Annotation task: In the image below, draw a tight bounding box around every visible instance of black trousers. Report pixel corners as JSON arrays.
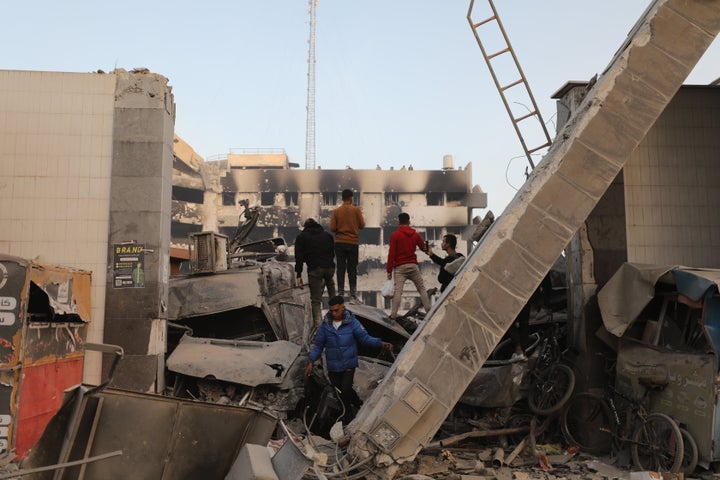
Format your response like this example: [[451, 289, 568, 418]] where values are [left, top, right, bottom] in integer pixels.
[[334, 243, 359, 295], [328, 368, 362, 424]]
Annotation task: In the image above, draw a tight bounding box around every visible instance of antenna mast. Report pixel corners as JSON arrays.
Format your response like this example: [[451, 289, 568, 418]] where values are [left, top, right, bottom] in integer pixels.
[[304, 0, 317, 170]]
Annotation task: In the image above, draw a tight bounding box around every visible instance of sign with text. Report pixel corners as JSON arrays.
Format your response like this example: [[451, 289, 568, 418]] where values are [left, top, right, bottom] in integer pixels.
[[113, 244, 145, 288]]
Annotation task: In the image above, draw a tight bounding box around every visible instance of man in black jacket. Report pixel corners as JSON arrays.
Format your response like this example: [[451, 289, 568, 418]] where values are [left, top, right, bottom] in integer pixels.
[[295, 218, 337, 326], [426, 234, 464, 294]]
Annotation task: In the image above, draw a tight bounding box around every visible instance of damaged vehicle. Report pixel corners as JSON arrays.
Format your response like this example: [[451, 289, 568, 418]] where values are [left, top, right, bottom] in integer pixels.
[[596, 262, 720, 471], [165, 223, 409, 436]]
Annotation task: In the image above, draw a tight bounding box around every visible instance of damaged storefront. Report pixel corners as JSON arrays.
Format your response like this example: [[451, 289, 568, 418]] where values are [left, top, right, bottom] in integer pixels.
[[0, 254, 90, 461]]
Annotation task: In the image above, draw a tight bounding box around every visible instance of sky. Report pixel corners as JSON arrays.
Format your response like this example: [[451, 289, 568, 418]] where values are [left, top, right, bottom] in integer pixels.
[[1, 1, 718, 215]]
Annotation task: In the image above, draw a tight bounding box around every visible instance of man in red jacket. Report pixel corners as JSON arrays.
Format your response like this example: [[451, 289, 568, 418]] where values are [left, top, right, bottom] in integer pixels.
[[386, 213, 431, 319]]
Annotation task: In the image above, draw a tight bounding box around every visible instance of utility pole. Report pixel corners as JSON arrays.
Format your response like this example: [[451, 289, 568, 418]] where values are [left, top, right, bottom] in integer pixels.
[[305, 0, 317, 170]]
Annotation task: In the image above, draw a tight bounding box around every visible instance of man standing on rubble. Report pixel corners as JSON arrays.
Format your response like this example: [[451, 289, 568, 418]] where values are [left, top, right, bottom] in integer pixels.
[[295, 218, 337, 327], [426, 233, 464, 294], [330, 189, 365, 299], [386, 213, 432, 319], [305, 296, 392, 425]]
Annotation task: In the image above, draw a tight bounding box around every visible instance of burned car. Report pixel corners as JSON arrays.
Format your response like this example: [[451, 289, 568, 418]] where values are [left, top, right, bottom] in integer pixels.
[[598, 262, 720, 470]]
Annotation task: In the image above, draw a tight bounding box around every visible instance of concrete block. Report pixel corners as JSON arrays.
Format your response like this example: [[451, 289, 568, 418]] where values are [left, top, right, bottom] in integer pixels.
[[225, 443, 278, 480]]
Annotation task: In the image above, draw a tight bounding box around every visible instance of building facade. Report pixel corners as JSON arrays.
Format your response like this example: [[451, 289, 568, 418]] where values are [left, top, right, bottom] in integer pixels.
[[171, 146, 488, 309]]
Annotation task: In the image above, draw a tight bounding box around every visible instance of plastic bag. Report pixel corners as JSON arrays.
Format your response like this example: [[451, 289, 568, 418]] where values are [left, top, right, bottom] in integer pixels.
[[443, 256, 465, 276], [381, 279, 394, 298]]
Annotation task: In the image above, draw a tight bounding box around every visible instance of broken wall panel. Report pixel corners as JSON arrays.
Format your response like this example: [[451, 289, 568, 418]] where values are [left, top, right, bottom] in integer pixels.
[[0, 254, 90, 460], [23, 388, 277, 480], [349, 0, 720, 469]]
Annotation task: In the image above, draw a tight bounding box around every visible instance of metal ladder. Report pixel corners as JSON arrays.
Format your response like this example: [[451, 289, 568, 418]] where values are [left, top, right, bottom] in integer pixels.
[[467, 0, 552, 170]]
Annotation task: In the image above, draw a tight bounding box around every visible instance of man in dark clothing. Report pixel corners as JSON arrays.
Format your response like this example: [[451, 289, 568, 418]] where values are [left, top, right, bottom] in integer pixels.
[[305, 296, 392, 424], [427, 234, 464, 293], [386, 213, 431, 319], [295, 218, 337, 327]]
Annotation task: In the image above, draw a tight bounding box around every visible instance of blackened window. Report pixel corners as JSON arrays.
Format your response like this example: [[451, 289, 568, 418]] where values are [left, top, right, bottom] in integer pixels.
[[222, 191, 236, 206], [322, 192, 338, 206], [171, 221, 203, 242], [359, 228, 381, 245], [426, 227, 443, 242], [426, 192, 444, 206], [172, 186, 204, 204], [383, 227, 396, 245], [219, 226, 236, 238], [247, 227, 274, 241], [261, 192, 275, 206], [446, 192, 465, 205], [284, 192, 298, 206], [279, 227, 301, 244], [384, 192, 400, 206]]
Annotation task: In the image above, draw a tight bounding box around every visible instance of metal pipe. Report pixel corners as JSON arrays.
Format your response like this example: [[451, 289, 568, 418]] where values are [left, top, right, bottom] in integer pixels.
[[1, 450, 123, 479]]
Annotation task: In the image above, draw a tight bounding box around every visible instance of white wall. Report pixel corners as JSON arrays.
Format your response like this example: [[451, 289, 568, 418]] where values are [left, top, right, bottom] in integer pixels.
[[0, 70, 116, 383], [625, 88, 720, 268]]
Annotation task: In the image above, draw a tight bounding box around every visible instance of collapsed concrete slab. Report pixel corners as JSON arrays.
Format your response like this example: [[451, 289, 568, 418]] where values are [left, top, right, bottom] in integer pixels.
[[349, 0, 720, 472]]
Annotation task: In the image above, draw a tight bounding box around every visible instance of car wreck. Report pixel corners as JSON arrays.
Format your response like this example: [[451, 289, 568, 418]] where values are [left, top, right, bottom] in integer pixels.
[[597, 262, 720, 471]]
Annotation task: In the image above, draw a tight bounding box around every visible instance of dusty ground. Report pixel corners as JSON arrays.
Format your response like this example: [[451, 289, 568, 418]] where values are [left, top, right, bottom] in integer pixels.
[[299, 435, 711, 480]]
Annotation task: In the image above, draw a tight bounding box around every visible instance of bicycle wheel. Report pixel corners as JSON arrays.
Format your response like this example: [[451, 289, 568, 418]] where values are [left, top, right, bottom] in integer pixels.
[[528, 363, 576, 415], [631, 412, 684, 473], [679, 427, 698, 475], [560, 393, 614, 454]]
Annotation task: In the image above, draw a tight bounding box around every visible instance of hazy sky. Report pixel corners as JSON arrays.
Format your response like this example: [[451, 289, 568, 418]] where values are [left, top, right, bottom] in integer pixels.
[[1, 1, 718, 215]]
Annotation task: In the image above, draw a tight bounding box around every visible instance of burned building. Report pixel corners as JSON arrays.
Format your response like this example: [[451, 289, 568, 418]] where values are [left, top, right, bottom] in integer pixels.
[[171, 144, 488, 308]]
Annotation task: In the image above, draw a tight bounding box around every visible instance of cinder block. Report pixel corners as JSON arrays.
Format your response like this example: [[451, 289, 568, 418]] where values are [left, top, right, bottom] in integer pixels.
[[225, 443, 278, 480]]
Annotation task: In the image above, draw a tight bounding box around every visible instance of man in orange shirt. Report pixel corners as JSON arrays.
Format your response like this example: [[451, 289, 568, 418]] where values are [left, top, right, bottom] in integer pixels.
[[330, 189, 365, 299]]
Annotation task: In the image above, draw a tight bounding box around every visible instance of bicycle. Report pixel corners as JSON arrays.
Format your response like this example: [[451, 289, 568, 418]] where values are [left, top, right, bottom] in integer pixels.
[[526, 323, 576, 415], [560, 377, 684, 473]]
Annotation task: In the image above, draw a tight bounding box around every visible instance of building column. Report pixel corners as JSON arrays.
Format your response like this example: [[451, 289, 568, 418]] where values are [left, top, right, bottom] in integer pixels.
[[103, 69, 175, 392]]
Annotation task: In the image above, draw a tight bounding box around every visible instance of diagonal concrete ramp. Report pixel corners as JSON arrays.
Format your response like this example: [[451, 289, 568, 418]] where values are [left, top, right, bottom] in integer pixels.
[[349, 0, 720, 471]]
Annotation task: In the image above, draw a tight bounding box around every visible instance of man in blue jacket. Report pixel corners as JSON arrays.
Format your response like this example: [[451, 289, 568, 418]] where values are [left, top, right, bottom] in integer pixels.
[[305, 296, 392, 424]]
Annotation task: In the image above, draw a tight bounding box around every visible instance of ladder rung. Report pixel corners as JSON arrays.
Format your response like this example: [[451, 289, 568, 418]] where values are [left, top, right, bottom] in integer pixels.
[[513, 111, 539, 123], [486, 47, 510, 60], [500, 79, 524, 91], [528, 143, 552, 154], [472, 15, 497, 29]]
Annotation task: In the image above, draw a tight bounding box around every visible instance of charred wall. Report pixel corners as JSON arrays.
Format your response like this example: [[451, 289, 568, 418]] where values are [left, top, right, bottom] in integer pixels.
[[170, 156, 488, 307]]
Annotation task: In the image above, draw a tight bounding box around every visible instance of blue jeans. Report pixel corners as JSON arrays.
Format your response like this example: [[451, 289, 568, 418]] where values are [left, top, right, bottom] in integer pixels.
[[309, 266, 336, 326], [334, 243, 359, 295]]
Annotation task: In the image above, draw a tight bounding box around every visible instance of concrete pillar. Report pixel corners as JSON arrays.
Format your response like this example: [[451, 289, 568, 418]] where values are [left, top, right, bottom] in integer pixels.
[[103, 69, 175, 392]]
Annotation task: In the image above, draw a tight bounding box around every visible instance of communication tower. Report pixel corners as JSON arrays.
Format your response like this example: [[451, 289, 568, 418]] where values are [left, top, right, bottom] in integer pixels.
[[305, 0, 318, 170]]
